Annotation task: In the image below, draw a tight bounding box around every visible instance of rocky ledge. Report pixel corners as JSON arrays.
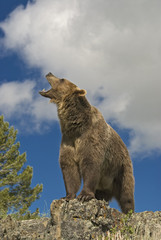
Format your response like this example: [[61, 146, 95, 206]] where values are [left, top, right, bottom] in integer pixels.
[[0, 199, 161, 239]]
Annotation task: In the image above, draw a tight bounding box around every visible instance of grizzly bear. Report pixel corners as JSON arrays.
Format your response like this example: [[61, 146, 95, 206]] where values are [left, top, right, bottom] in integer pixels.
[[39, 72, 135, 214]]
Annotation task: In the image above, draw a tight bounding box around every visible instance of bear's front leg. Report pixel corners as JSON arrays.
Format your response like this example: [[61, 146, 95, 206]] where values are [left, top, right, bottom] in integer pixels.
[[77, 157, 100, 202], [59, 143, 81, 201]]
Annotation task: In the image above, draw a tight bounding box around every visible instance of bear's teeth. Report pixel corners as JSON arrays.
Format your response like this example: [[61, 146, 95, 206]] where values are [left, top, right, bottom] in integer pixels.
[[42, 88, 46, 92]]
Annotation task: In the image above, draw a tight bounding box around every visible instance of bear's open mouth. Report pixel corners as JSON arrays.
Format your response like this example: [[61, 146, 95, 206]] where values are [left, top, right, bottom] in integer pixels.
[[39, 73, 58, 99], [39, 78, 53, 96], [39, 84, 56, 101], [39, 73, 55, 95]]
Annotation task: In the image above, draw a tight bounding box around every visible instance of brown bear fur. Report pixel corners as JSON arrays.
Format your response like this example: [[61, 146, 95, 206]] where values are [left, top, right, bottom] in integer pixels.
[[39, 72, 135, 214]]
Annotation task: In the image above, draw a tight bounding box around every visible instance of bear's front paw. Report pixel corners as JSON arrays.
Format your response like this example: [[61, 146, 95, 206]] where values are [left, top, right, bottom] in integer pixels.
[[77, 190, 95, 202]]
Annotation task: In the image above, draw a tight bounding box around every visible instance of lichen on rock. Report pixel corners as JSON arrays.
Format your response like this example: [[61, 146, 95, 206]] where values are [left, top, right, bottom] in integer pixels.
[[0, 199, 161, 239]]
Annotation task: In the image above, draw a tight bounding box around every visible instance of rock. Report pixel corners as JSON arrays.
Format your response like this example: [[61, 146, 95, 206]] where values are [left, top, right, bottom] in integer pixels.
[[0, 215, 49, 240], [0, 199, 161, 239], [50, 198, 120, 240]]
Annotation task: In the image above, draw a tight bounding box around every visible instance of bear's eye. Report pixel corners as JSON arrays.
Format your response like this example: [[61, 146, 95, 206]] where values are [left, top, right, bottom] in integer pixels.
[[60, 78, 64, 83]]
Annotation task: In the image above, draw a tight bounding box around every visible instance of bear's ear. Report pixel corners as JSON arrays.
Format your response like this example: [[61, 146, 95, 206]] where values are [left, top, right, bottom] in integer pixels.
[[75, 88, 87, 96]]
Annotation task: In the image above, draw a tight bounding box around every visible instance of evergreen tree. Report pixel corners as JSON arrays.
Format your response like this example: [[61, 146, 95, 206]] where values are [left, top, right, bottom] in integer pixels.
[[0, 115, 43, 218]]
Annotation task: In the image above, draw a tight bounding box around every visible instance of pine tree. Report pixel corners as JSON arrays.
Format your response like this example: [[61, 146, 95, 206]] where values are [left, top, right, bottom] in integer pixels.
[[0, 115, 43, 218]]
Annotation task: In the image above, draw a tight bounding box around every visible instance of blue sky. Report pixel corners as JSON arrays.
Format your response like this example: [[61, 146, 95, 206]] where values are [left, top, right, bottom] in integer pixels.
[[0, 0, 161, 213]]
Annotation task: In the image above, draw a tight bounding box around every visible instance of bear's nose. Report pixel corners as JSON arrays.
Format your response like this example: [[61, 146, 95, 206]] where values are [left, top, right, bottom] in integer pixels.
[[46, 72, 53, 77]]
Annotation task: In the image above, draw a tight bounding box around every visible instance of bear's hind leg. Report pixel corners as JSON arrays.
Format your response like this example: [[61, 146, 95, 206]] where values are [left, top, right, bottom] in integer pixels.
[[119, 196, 134, 214], [114, 168, 135, 214]]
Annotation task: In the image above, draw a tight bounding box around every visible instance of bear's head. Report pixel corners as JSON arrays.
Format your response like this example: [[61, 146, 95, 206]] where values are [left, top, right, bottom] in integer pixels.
[[39, 73, 86, 104]]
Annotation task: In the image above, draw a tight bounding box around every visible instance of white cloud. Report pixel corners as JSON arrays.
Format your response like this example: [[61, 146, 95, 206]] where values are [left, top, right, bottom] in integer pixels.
[[0, 81, 35, 117], [0, 0, 161, 154], [0, 81, 57, 130]]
